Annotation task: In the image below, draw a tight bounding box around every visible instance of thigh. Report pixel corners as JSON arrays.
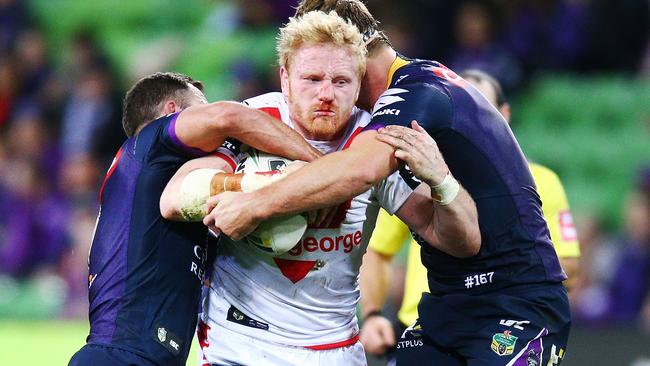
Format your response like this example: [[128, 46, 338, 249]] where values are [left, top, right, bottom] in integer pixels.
[[395, 321, 465, 366], [417, 285, 571, 366], [465, 318, 569, 366]]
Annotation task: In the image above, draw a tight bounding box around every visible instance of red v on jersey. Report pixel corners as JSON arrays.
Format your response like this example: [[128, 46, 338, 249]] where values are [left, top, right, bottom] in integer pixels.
[[273, 258, 316, 283]]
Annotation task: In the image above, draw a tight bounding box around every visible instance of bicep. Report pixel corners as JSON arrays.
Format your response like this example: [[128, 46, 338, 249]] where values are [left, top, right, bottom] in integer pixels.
[[346, 130, 400, 182], [173, 102, 238, 152]]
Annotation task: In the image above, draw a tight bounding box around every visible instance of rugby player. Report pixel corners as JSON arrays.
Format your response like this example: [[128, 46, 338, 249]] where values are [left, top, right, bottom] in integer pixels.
[[163, 11, 477, 365], [205, 1, 572, 365], [359, 69, 580, 357], [68, 72, 319, 366]]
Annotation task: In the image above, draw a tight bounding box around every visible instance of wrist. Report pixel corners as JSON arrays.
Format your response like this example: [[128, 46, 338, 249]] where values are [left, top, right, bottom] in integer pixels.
[[210, 173, 243, 195], [430, 173, 460, 205], [363, 309, 383, 321]]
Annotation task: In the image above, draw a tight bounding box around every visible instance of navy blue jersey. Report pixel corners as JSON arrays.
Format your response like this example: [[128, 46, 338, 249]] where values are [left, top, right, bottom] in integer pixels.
[[366, 57, 566, 295], [86, 112, 208, 365]]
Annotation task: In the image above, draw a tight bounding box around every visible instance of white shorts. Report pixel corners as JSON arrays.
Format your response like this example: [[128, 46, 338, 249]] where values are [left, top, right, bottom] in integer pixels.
[[197, 319, 367, 366]]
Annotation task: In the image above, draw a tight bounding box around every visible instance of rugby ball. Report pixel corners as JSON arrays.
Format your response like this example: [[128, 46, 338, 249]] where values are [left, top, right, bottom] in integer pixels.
[[236, 148, 308, 255]]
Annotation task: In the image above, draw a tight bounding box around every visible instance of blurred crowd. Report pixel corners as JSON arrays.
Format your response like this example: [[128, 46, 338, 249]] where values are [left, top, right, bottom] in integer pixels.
[[0, 0, 648, 333]]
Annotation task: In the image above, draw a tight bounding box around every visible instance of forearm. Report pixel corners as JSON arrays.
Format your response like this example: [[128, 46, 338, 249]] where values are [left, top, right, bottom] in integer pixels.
[[432, 185, 481, 257], [160, 156, 233, 221], [398, 182, 480, 258], [225, 105, 321, 162], [251, 133, 397, 220], [359, 250, 393, 317], [175, 101, 320, 161]]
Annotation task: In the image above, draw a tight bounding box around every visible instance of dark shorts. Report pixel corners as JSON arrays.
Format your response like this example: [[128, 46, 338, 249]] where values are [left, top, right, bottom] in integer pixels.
[[396, 283, 571, 366], [69, 344, 158, 366]]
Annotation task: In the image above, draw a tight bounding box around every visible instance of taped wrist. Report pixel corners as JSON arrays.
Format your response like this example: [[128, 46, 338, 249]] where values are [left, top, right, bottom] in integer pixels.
[[431, 173, 460, 205], [179, 168, 223, 221], [240, 171, 287, 192]]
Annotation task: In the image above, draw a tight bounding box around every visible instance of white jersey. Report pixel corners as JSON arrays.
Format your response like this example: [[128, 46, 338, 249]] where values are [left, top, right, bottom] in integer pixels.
[[204, 92, 413, 348]]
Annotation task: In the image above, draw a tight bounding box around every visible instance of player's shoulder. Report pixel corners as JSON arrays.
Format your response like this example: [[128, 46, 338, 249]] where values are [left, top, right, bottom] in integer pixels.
[[390, 57, 451, 87], [131, 112, 178, 150], [349, 106, 372, 128], [242, 92, 290, 124], [243, 92, 286, 109]]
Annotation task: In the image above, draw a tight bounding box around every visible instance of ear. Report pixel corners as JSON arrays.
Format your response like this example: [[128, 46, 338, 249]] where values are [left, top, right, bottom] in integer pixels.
[[280, 66, 290, 96], [162, 100, 179, 115], [500, 103, 512, 124]]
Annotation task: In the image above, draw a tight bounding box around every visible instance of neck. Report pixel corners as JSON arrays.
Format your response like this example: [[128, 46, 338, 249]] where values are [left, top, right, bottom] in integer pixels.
[[359, 46, 396, 111]]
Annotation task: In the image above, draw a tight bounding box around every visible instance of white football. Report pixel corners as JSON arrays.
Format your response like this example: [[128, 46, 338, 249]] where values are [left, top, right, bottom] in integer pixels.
[[235, 148, 308, 255]]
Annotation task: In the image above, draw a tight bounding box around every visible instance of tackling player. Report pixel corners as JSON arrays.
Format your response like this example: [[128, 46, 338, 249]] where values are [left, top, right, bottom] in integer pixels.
[[358, 69, 581, 357], [205, 1, 571, 365], [162, 11, 477, 365], [68, 72, 319, 366]]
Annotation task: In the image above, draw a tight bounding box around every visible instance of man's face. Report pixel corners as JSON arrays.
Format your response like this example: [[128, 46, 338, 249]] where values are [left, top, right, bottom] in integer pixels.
[[281, 43, 361, 141]]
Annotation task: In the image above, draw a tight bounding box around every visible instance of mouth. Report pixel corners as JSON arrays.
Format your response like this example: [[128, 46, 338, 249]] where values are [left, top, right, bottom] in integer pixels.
[[313, 109, 335, 117]]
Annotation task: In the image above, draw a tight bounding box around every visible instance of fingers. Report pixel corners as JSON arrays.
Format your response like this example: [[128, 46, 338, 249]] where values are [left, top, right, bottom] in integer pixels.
[[206, 193, 224, 212], [411, 120, 425, 133]]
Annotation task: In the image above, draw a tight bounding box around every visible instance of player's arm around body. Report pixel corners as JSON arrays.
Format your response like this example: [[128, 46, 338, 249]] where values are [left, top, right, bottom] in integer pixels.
[[160, 101, 320, 221], [174, 101, 320, 161], [205, 123, 481, 258]]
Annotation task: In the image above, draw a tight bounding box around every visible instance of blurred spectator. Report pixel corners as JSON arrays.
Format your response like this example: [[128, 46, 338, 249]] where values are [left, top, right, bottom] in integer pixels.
[[59, 64, 123, 172], [447, 0, 522, 93], [0, 57, 18, 128], [0, 0, 29, 53], [0, 156, 69, 278], [571, 213, 620, 324], [14, 28, 52, 102], [573, 165, 650, 326], [578, 0, 650, 73], [502, 0, 588, 75], [607, 166, 650, 324]]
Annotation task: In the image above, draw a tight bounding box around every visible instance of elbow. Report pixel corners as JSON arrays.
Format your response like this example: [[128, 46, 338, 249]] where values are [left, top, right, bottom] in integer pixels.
[[354, 168, 385, 193], [460, 231, 482, 258], [443, 228, 481, 258], [159, 195, 179, 221]]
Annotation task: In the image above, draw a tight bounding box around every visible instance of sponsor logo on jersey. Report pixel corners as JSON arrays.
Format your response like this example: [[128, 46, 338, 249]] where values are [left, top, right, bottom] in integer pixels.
[[373, 108, 401, 116], [154, 324, 183, 355], [499, 319, 530, 330], [372, 88, 408, 116], [491, 330, 517, 356], [287, 230, 362, 256], [227, 305, 269, 330], [395, 74, 409, 85], [158, 327, 167, 342], [526, 349, 540, 366]]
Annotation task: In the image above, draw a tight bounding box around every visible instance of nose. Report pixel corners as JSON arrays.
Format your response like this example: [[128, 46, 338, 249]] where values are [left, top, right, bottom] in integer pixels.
[[318, 81, 334, 102]]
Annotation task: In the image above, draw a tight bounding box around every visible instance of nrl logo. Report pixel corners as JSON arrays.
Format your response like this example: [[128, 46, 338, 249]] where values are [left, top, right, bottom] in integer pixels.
[[157, 327, 167, 343], [491, 330, 517, 356], [233, 310, 244, 321]]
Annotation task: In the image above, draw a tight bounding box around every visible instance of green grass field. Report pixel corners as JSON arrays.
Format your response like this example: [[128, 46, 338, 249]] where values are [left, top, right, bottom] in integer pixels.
[[0, 320, 199, 366]]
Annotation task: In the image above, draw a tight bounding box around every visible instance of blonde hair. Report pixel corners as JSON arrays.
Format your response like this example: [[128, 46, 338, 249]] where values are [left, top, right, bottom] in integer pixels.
[[277, 10, 367, 78]]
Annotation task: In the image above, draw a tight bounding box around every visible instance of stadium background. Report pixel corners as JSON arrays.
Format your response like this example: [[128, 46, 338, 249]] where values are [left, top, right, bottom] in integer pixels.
[[0, 0, 648, 365]]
